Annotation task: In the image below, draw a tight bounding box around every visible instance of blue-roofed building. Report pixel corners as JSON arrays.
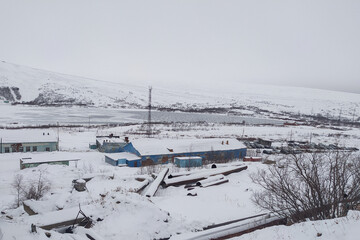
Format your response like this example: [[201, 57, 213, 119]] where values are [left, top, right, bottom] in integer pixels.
[[105, 152, 141, 166], [106, 138, 246, 167]]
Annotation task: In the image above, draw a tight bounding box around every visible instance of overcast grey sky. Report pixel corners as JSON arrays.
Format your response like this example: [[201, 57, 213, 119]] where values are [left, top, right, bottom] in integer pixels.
[[0, 0, 359, 93]]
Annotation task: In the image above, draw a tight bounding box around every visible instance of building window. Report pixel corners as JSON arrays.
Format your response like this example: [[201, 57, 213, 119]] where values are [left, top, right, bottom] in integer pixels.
[[46, 147, 50, 152], [33, 146, 37, 152], [26, 146, 31, 152], [19, 146, 24, 152], [5, 147, 10, 153]]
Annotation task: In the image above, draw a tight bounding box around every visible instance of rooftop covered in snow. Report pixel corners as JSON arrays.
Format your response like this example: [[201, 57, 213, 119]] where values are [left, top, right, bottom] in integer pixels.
[[130, 138, 246, 156], [20, 154, 80, 164], [96, 137, 126, 144], [0, 129, 58, 143], [105, 152, 141, 161]]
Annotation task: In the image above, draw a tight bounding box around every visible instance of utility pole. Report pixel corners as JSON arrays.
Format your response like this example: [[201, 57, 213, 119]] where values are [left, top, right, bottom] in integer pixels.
[[57, 122, 60, 151], [147, 86, 152, 138], [352, 107, 356, 123], [338, 108, 342, 123]]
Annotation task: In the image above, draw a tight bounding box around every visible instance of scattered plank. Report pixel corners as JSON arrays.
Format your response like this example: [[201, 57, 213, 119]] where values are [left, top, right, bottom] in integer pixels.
[[23, 200, 38, 216], [168, 163, 245, 179], [164, 166, 247, 187], [170, 213, 286, 240], [134, 179, 150, 193], [196, 175, 225, 187], [24, 206, 92, 231], [201, 179, 229, 188], [144, 168, 169, 197]]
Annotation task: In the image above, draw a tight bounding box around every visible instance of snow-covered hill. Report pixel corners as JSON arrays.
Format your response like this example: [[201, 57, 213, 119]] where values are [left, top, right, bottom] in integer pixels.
[[0, 60, 359, 121]]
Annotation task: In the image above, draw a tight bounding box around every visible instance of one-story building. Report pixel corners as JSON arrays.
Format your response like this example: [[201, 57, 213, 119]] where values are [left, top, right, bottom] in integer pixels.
[[105, 152, 141, 167], [20, 156, 80, 170], [0, 130, 58, 153], [105, 138, 247, 167], [96, 137, 127, 153]]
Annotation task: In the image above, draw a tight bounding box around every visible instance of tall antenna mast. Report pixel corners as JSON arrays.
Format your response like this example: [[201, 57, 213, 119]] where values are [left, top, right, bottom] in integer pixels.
[[147, 86, 152, 137]]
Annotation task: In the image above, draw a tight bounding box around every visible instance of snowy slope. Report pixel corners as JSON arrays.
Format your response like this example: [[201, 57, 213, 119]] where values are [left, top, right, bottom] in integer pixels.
[[231, 210, 360, 240], [0, 60, 359, 120]]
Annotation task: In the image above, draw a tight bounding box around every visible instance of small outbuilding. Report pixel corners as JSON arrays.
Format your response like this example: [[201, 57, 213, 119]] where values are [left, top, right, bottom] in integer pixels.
[[20, 156, 80, 170], [174, 156, 203, 168], [96, 137, 127, 153], [105, 152, 141, 166]]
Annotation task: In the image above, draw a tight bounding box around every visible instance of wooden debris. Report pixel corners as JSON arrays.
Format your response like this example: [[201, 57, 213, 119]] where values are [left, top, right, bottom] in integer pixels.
[[202, 178, 229, 188], [144, 168, 169, 197], [25, 205, 92, 231], [196, 175, 225, 187], [191, 175, 230, 188], [164, 166, 247, 187], [134, 179, 150, 193], [187, 192, 198, 197], [23, 200, 38, 216]]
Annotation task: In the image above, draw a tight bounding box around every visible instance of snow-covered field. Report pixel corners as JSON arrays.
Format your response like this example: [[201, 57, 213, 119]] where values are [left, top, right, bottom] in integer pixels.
[[0, 121, 359, 239], [0, 129, 263, 239], [1, 61, 360, 239]]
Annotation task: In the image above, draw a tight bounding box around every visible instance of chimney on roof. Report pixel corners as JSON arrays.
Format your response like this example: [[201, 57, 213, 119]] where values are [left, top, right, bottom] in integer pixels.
[[221, 141, 224, 145], [125, 137, 129, 143], [226, 140, 229, 145]]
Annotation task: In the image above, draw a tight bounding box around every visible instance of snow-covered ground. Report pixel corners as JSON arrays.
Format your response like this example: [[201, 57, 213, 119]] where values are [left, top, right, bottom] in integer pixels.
[[0, 121, 359, 239], [0, 61, 359, 239], [231, 210, 360, 240]]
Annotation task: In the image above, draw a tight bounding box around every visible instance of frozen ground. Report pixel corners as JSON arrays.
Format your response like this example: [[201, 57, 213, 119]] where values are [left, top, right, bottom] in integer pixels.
[[0, 122, 359, 239], [0, 104, 282, 127]]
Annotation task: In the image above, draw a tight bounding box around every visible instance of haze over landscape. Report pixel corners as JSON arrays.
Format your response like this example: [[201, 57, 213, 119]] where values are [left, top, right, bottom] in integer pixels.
[[0, 1, 360, 240], [0, 0, 359, 93]]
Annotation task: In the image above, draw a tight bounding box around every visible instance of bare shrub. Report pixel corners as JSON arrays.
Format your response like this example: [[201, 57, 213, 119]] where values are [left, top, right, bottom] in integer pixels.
[[23, 170, 51, 201], [82, 162, 94, 174], [137, 164, 162, 175], [12, 170, 51, 207], [12, 174, 24, 208], [251, 151, 360, 222]]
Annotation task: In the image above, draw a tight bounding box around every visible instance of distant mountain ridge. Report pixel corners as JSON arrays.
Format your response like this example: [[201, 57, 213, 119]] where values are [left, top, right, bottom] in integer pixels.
[[0, 60, 359, 121]]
